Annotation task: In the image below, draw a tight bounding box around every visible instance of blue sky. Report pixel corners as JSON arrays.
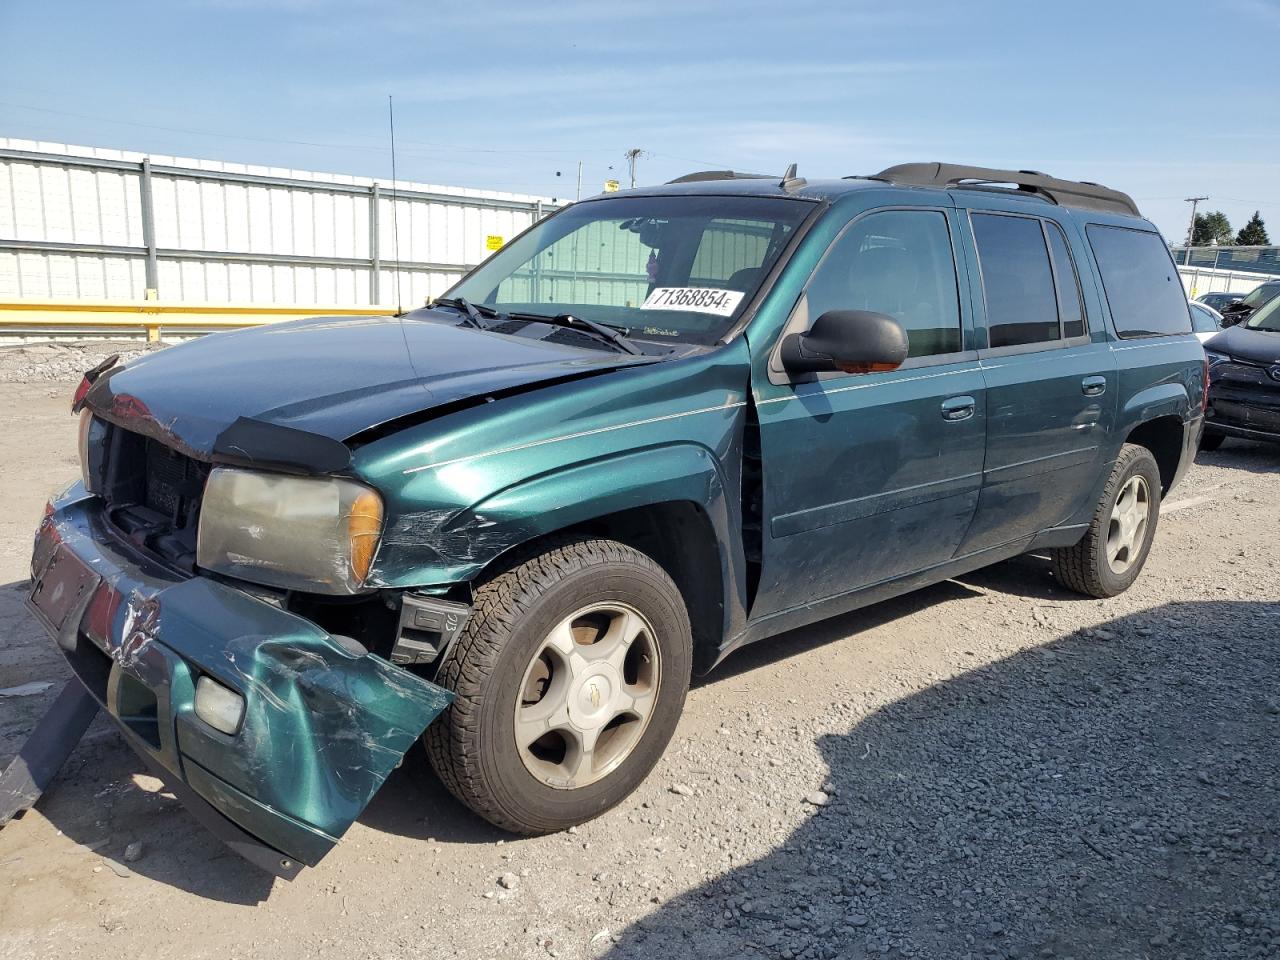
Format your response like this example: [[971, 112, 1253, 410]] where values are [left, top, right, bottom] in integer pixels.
[[2, 0, 1277, 240]]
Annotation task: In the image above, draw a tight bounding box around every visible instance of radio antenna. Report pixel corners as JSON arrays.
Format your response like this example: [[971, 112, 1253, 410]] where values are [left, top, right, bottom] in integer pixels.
[[388, 94, 403, 315]]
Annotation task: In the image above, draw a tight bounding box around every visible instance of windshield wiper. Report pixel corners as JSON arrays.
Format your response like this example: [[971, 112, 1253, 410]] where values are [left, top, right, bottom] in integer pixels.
[[430, 296, 498, 329], [506, 311, 643, 355]]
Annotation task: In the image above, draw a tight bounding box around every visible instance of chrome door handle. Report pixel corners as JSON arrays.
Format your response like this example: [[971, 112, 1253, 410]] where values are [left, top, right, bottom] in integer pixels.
[[941, 395, 976, 421], [1082, 376, 1107, 397]]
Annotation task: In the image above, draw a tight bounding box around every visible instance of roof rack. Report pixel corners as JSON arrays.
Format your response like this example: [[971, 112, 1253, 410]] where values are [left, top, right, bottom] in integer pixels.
[[866, 162, 1141, 218], [666, 170, 771, 184]]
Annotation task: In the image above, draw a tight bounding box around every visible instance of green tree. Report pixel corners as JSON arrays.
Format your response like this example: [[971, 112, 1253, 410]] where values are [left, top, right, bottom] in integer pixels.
[[1235, 211, 1270, 246], [1192, 211, 1235, 246]]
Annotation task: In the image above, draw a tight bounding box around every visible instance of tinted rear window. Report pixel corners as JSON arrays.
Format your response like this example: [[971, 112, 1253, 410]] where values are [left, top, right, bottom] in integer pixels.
[[1086, 225, 1192, 337]]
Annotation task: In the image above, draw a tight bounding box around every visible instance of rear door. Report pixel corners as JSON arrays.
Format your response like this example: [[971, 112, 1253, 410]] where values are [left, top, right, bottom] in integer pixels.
[[952, 199, 1118, 553], [751, 204, 986, 619]]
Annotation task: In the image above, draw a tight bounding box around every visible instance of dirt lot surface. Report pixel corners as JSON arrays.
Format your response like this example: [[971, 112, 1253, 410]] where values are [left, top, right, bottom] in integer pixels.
[[0, 345, 1277, 960]]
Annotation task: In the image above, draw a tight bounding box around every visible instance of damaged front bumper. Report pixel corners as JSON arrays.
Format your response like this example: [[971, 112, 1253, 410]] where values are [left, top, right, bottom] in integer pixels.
[[8, 483, 452, 877]]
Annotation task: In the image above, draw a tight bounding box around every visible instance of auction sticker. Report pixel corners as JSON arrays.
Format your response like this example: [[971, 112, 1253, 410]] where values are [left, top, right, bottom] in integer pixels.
[[641, 287, 743, 316]]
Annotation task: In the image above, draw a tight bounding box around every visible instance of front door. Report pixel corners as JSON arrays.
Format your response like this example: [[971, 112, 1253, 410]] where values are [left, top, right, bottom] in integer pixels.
[[751, 206, 986, 620]]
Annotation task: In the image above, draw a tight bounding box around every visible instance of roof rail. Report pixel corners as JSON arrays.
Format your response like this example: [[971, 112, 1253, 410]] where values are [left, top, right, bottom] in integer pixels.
[[866, 162, 1141, 218], [666, 170, 771, 184]]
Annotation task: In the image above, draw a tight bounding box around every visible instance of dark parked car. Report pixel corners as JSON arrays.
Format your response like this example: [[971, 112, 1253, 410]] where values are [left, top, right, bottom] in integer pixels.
[[1202, 296, 1280, 449], [1196, 291, 1245, 313], [1220, 280, 1280, 326], [5, 162, 1206, 876]]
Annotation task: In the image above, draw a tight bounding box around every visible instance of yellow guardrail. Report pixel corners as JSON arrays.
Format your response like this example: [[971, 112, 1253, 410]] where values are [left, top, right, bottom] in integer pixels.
[[0, 299, 397, 342]]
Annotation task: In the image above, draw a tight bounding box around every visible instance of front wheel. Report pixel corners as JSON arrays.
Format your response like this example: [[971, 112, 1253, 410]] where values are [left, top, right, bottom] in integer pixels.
[[1051, 443, 1161, 598], [425, 537, 692, 834]]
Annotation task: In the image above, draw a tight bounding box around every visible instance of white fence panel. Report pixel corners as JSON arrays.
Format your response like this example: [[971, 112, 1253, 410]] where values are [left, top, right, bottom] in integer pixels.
[[0, 138, 557, 307]]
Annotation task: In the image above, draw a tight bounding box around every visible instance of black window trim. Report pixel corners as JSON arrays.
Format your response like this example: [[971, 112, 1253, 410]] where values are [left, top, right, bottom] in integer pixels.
[[768, 204, 975, 385], [1043, 219, 1089, 342], [968, 208, 1093, 359]]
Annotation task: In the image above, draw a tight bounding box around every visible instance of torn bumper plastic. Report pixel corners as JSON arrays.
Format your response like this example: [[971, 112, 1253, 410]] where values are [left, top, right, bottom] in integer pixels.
[[13, 483, 453, 876]]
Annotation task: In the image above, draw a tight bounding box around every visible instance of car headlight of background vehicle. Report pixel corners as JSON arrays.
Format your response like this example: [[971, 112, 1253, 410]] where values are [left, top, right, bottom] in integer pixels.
[[196, 468, 384, 595]]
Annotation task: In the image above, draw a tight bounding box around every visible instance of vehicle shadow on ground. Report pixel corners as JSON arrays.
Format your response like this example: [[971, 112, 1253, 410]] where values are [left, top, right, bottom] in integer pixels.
[[0, 730, 279, 904], [601, 599, 1280, 960], [698, 553, 1080, 691]]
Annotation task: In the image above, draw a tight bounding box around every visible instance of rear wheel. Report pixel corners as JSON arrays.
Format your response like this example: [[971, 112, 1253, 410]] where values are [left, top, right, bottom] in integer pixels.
[[1051, 444, 1161, 598], [1199, 429, 1225, 451], [425, 537, 692, 834]]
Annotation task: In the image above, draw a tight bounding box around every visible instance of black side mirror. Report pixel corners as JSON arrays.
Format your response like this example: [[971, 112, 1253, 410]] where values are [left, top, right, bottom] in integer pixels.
[[780, 310, 909, 375]]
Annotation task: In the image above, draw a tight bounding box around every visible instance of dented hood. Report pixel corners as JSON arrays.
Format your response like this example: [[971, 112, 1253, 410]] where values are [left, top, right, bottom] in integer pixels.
[[84, 314, 648, 463]]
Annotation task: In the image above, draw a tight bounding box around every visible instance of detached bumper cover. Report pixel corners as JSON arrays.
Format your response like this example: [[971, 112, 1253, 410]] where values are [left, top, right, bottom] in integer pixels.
[[18, 483, 452, 875]]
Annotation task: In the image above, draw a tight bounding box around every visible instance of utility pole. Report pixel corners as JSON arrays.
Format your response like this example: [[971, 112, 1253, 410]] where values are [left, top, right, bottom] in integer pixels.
[[624, 148, 645, 189], [1184, 196, 1208, 264], [576, 161, 582, 201]]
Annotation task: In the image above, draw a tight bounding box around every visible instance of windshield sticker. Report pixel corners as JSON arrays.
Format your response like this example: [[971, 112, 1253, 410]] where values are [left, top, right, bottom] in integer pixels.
[[641, 287, 744, 316]]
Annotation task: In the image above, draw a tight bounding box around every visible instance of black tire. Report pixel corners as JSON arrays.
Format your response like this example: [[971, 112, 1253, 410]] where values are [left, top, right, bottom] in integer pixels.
[[425, 537, 692, 834], [1199, 429, 1225, 452], [1051, 443, 1162, 599]]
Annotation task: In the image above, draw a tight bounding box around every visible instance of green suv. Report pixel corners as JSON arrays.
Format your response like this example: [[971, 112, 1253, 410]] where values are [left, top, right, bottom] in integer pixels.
[[8, 163, 1206, 876]]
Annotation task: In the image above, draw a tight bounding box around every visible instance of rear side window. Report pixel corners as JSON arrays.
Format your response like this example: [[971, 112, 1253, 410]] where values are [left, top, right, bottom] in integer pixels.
[[1086, 225, 1192, 337], [971, 213, 1059, 347]]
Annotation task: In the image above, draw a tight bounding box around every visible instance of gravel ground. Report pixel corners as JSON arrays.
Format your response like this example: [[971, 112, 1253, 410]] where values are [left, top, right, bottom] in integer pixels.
[[0, 344, 1276, 960], [0, 339, 162, 383]]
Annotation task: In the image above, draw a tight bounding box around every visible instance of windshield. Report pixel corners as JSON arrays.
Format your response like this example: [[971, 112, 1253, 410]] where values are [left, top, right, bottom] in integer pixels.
[[1244, 295, 1280, 332], [446, 195, 813, 345], [1239, 283, 1280, 308]]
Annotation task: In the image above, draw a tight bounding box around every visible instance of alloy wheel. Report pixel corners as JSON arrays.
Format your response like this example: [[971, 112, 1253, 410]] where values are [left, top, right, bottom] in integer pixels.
[[514, 602, 661, 789], [1106, 474, 1150, 574]]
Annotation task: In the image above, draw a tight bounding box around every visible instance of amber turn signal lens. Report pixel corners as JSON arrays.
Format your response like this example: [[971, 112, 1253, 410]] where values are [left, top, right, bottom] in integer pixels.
[[347, 490, 384, 584]]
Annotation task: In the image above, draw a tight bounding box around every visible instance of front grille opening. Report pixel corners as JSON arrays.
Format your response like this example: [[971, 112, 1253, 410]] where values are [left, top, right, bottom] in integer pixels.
[[101, 427, 211, 572]]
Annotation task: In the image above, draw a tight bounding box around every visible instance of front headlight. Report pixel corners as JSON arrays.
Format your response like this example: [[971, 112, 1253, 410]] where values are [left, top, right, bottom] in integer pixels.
[[196, 467, 384, 595]]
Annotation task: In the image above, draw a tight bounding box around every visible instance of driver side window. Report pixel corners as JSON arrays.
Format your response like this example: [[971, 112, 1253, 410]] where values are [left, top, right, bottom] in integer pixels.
[[805, 209, 963, 358]]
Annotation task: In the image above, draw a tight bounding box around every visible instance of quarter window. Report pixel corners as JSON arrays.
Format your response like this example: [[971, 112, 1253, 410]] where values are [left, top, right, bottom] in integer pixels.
[[805, 209, 962, 359], [1086, 224, 1194, 338], [971, 213, 1060, 348]]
